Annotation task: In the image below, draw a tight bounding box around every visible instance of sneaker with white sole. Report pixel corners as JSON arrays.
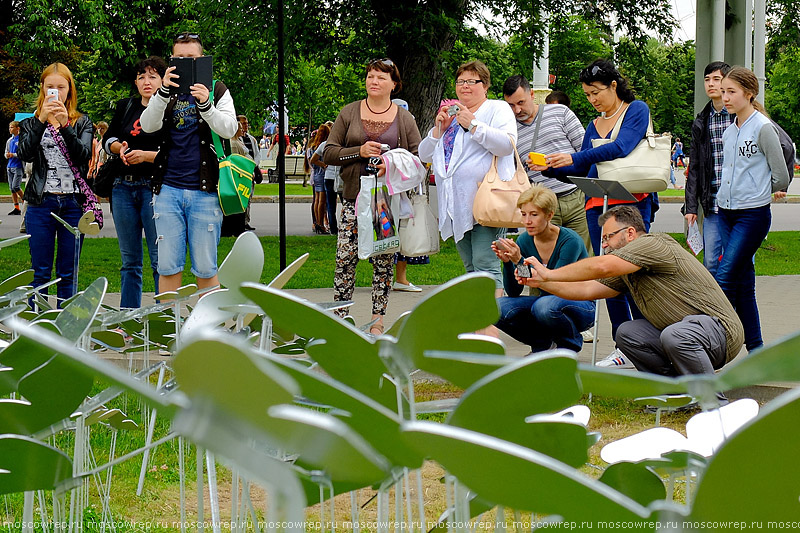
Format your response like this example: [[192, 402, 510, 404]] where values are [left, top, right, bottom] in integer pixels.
[[581, 329, 594, 343], [393, 281, 422, 292], [596, 348, 635, 369]]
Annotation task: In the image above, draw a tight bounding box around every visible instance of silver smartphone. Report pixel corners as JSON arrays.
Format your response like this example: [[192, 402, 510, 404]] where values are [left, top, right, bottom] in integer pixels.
[[46, 88, 59, 101]]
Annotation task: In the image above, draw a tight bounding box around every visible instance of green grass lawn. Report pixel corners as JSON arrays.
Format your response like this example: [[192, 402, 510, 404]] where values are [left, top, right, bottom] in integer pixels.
[[1, 231, 798, 293], [254, 183, 313, 196]]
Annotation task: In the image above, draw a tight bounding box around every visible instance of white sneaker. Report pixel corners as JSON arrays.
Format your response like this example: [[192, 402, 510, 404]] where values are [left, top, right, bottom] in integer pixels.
[[596, 348, 635, 369], [393, 281, 422, 292], [581, 329, 594, 343]]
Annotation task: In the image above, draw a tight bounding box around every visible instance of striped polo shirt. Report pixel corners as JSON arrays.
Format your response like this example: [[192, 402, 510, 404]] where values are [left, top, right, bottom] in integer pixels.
[[515, 104, 585, 195]]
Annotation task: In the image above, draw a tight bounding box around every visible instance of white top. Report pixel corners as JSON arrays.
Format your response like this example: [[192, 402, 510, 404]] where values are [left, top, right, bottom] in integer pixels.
[[418, 99, 516, 243]]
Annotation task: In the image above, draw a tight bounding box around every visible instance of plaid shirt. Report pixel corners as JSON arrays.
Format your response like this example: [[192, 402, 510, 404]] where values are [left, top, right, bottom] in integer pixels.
[[707, 106, 734, 212]]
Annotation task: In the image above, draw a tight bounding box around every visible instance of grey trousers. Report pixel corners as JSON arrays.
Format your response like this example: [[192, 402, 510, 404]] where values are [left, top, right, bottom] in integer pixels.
[[616, 315, 728, 377]]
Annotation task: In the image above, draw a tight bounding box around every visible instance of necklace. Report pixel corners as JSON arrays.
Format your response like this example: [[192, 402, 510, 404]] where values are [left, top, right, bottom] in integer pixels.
[[365, 99, 392, 115], [601, 100, 625, 120]]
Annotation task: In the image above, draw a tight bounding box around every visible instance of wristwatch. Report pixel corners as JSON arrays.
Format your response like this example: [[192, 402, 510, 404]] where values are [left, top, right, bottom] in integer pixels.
[[469, 119, 479, 133]]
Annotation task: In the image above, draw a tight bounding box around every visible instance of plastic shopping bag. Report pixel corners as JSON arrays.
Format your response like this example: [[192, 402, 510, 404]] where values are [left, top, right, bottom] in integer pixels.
[[357, 175, 400, 259]]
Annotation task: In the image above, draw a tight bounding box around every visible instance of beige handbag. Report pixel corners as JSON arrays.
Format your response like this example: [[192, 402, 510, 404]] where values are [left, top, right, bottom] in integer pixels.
[[472, 138, 531, 228], [591, 106, 671, 194]]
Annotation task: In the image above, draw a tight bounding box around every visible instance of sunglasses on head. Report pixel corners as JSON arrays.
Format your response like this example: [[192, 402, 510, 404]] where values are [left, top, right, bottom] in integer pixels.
[[175, 32, 202, 45], [580, 65, 610, 80], [368, 58, 394, 68]]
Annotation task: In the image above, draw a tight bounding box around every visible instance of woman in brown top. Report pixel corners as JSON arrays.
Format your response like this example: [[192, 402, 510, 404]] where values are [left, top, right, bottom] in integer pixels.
[[323, 58, 422, 335]]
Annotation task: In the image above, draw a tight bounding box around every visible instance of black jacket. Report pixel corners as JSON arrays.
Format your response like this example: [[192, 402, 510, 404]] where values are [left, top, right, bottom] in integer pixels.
[[17, 114, 93, 206], [685, 102, 734, 215]]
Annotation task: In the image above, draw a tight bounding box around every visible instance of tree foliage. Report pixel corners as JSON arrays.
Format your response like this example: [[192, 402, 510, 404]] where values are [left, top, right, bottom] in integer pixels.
[[616, 37, 695, 146], [4, 0, 681, 140]]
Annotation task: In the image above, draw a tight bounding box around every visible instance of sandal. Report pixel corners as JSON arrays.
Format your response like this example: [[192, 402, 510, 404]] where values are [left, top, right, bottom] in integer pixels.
[[369, 323, 385, 336]]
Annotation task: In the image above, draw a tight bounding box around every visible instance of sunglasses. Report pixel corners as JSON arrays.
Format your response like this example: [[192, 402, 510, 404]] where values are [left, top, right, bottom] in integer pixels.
[[368, 58, 394, 68], [175, 32, 202, 45]]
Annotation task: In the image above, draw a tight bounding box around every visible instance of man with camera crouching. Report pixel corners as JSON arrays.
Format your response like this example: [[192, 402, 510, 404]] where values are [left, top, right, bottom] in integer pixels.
[[519, 205, 744, 399], [140, 32, 238, 294]]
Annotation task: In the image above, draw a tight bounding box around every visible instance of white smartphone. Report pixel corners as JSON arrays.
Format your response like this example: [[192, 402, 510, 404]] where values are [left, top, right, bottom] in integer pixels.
[[46, 88, 59, 101]]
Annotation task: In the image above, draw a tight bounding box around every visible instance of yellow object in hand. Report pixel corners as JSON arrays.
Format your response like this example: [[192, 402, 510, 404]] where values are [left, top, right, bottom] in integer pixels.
[[529, 152, 547, 166]]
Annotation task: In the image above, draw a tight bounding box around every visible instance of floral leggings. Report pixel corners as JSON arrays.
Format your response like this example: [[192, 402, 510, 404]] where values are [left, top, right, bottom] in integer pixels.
[[334, 200, 393, 316]]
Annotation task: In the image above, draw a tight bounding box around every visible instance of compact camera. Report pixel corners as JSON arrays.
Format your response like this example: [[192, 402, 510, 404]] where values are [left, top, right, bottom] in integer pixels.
[[447, 104, 460, 117], [516, 259, 532, 278]]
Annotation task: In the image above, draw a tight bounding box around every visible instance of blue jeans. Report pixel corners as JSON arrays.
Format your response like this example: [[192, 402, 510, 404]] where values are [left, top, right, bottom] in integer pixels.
[[112, 180, 159, 308], [702, 211, 723, 277], [497, 294, 595, 352], [716, 205, 771, 351], [324, 179, 338, 234], [455, 224, 505, 288], [153, 185, 222, 278], [586, 195, 652, 339], [26, 193, 83, 307]]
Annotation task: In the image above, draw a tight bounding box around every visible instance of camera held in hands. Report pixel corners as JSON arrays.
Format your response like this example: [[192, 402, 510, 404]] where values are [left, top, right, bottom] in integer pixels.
[[447, 104, 460, 117], [516, 259, 532, 278]]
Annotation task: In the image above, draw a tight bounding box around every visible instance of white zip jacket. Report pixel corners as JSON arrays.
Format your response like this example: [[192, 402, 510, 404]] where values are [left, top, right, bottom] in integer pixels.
[[717, 110, 790, 210], [419, 99, 516, 243]]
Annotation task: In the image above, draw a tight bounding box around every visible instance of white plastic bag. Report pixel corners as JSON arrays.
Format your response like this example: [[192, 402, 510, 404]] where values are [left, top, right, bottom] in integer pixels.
[[398, 191, 440, 257], [357, 175, 400, 259]]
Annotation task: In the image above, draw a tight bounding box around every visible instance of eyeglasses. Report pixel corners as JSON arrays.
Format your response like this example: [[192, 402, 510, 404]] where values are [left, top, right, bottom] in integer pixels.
[[455, 79, 483, 86], [175, 32, 202, 45], [368, 58, 394, 68], [601, 226, 630, 244]]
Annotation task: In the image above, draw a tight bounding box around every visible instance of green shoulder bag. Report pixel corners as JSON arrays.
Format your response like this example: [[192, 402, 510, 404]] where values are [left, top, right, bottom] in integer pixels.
[[209, 81, 256, 215]]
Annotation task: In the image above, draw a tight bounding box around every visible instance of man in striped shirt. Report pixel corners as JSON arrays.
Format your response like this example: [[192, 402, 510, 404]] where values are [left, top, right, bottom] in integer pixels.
[[503, 75, 591, 253], [521, 205, 744, 384]]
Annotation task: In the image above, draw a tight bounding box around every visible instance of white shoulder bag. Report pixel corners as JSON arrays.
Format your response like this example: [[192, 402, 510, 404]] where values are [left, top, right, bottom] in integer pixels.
[[591, 106, 671, 194]]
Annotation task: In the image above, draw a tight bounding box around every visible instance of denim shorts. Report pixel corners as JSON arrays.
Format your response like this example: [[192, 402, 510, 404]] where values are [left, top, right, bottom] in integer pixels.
[[153, 185, 222, 278], [7, 167, 23, 192]]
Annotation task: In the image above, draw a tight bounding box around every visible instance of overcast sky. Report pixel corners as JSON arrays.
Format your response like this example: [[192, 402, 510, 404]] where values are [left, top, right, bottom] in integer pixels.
[[672, 0, 697, 42]]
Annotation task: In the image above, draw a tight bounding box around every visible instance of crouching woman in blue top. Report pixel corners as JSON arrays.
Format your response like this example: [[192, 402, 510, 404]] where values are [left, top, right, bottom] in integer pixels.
[[716, 67, 790, 351], [492, 185, 595, 353]]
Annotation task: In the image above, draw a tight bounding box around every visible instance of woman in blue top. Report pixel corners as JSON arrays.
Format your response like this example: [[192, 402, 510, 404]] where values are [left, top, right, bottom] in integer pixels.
[[492, 185, 595, 353], [716, 67, 790, 351], [529, 59, 655, 368]]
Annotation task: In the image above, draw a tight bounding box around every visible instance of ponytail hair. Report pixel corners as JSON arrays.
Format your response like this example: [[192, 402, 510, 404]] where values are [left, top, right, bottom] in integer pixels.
[[723, 66, 768, 117]]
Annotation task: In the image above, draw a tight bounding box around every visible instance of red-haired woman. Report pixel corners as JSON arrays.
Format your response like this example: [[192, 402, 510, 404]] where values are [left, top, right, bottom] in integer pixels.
[[17, 62, 93, 307]]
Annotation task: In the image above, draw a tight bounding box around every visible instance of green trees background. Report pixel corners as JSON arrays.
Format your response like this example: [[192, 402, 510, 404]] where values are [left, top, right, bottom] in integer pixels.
[[1, 0, 797, 148]]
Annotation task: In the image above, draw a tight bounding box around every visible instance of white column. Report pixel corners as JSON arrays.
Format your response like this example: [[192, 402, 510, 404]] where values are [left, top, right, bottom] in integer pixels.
[[753, 0, 767, 103], [532, 17, 550, 91], [711, 0, 727, 61]]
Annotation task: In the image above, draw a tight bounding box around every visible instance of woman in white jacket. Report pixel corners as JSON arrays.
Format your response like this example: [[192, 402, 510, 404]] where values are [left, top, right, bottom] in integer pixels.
[[419, 60, 516, 296], [716, 66, 790, 352]]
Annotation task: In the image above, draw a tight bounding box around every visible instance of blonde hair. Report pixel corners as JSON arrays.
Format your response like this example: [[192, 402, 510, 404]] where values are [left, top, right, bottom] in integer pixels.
[[517, 184, 557, 215], [35, 63, 81, 124], [724, 66, 768, 116]]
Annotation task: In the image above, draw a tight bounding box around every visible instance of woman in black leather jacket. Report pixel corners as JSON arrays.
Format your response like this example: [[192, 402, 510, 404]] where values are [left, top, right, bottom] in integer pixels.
[[17, 62, 93, 307]]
